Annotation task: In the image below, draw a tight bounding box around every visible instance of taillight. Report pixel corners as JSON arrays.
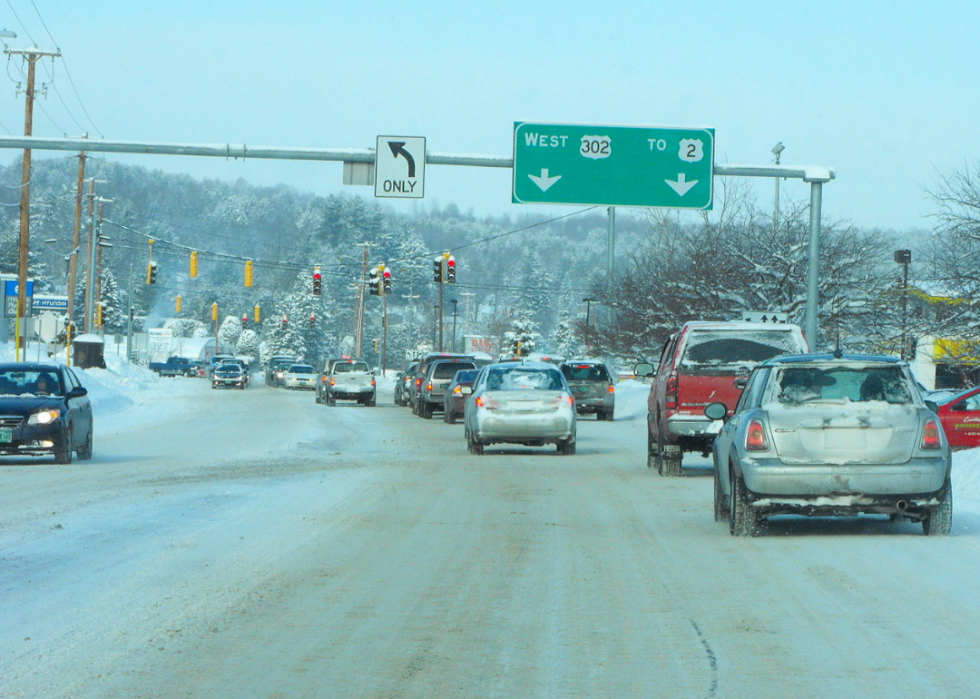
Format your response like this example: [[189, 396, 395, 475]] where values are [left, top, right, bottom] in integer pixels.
[[608, 385, 615, 393], [415, 378, 422, 387], [453, 386, 462, 394], [568, 394, 575, 406], [476, 396, 499, 410], [921, 418, 942, 450], [426, 382, 433, 392], [745, 420, 769, 451], [666, 374, 678, 409], [371, 378, 376, 386], [321, 376, 327, 383], [330, 377, 336, 386]]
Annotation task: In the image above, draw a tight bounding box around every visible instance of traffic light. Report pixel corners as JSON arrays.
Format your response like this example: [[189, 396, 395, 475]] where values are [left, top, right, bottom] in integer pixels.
[[313, 266, 322, 295], [310, 313, 316, 327], [95, 303, 103, 327], [176, 295, 182, 314], [245, 260, 254, 287], [241, 314, 248, 329], [211, 302, 218, 321], [146, 261, 158, 285], [189, 251, 198, 278], [446, 255, 456, 283], [281, 315, 288, 329], [382, 268, 392, 294], [372, 338, 379, 353], [369, 267, 380, 295], [254, 305, 261, 324], [433, 257, 443, 283]]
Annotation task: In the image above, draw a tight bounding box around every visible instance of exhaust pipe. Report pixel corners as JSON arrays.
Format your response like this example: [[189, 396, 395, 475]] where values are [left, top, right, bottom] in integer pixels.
[[895, 500, 909, 512]]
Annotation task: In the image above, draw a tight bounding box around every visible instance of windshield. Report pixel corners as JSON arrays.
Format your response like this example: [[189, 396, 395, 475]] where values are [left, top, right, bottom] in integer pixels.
[[775, 365, 913, 405], [485, 367, 565, 391], [0, 369, 64, 396], [561, 364, 610, 382], [681, 329, 805, 368], [288, 365, 314, 374]]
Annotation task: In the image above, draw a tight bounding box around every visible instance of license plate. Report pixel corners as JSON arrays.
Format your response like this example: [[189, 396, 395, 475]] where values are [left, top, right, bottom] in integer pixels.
[[0, 428, 12, 443]]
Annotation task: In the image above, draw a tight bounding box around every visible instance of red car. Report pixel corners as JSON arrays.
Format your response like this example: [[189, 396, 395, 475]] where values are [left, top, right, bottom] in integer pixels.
[[934, 386, 980, 449]]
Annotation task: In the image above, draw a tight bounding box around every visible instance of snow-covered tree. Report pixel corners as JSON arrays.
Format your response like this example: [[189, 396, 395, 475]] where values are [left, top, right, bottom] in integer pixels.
[[218, 315, 243, 348], [504, 310, 540, 357], [236, 328, 259, 358]]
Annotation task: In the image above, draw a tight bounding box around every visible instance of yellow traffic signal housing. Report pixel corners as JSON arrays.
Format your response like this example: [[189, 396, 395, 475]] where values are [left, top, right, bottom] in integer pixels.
[[189, 251, 199, 278], [254, 305, 261, 324], [211, 302, 218, 321], [176, 295, 182, 313], [245, 260, 254, 287]]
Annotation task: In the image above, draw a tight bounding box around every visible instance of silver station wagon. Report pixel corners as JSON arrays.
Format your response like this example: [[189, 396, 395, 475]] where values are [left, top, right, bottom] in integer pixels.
[[706, 353, 952, 537]]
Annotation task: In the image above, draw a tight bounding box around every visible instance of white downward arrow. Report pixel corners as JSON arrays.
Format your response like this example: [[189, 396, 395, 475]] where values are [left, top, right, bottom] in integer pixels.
[[665, 173, 698, 196], [529, 168, 562, 192]]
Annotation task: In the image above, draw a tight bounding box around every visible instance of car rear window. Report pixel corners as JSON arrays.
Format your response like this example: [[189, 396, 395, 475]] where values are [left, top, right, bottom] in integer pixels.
[[681, 329, 805, 368], [486, 367, 564, 391], [289, 365, 315, 373], [334, 362, 369, 373], [432, 362, 476, 379], [775, 366, 912, 405], [454, 370, 479, 384], [561, 364, 610, 381]]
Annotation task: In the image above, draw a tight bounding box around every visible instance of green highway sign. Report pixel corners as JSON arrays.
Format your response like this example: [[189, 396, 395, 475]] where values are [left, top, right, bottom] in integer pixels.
[[512, 122, 714, 209]]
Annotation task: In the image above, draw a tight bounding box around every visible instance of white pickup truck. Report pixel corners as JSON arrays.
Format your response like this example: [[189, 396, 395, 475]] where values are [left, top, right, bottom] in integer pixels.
[[316, 358, 377, 406]]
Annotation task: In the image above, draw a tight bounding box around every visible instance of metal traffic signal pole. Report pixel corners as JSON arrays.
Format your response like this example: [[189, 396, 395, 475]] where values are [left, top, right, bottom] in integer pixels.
[[438, 259, 444, 352], [0, 135, 834, 348]]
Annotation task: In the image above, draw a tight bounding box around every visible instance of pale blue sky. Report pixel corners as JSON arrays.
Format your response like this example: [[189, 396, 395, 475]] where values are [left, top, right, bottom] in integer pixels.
[[1, 0, 977, 230]]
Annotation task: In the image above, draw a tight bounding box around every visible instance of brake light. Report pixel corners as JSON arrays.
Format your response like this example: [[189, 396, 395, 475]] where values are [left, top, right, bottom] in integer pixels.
[[330, 378, 336, 386], [371, 378, 376, 387], [475, 396, 499, 410], [666, 374, 678, 409], [608, 385, 615, 394], [745, 420, 769, 451], [321, 376, 327, 383], [453, 386, 462, 394], [426, 382, 433, 392], [921, 418, 942, 450], [415, 378, 422, 387]]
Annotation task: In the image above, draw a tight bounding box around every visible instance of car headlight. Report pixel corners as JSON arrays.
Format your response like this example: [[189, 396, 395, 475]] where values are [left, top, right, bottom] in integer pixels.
[[28, 409, 61, 425]]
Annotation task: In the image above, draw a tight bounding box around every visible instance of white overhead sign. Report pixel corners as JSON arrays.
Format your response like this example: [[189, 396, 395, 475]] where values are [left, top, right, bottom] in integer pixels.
[[375, 136, 425, 199], [742, 311, 789, 324]]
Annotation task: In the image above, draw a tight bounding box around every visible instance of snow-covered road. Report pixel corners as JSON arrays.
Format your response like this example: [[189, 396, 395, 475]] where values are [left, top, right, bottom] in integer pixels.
[[2, 366, 980, 698]]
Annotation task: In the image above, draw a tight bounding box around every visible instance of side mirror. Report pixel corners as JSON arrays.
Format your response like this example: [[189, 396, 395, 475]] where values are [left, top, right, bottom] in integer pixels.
[[634, 362, 656, 378], [704, 402, 728, 421], [734, 376, 749, 390], [460, 386, 473, 395], [925, 400, 939, 414], [68, 386, 88, 399]]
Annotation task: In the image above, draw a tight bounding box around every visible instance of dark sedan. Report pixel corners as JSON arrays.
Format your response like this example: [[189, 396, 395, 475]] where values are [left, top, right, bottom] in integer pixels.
[[443, 369, 479, 424], [0, 363, 94, 464]]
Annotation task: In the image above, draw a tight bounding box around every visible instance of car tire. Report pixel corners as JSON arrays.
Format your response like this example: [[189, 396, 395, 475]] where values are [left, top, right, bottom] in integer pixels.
[[468, 433, 484, 455], [922, 484, 953, 536], [54, 429, 73, 465], [367, 396, 376, 407], [713, 466, 728, 522], [446, 411, 456, 425], [557, 438, 576, 455], [605, 411, 614, 422], [730, 470, 760, 537], [77, 428, 93, 461], [421, 402, 432, 419], [326, 393, 336, 406], [657, 433, 682, 477]]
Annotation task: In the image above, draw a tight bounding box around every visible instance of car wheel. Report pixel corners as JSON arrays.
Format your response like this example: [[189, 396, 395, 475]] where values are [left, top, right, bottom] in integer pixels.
[[446, 411, 456, 425], [713, 466, 728, 522], [647, 426, 658, 470], [557, 438, 576, 455], [730, 470, 760, 537], [467, 433, 484, 455], [605, 411, 614, 422], [77, 428, 93, 461], [367, 396, 376, 407], [922, 484, 953, 536], [54, 429, 73, 465], [421, 402, 432, 419]]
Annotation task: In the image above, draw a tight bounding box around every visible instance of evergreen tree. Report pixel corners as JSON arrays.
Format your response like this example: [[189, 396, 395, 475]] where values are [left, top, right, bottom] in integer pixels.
[[504, 310, 540, 357], [236, 328, 259, 359]]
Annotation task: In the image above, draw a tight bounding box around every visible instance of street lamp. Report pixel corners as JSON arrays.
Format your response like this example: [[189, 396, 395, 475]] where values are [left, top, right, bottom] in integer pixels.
[[894, 249, 912, 359], [583, 297, 597, 354], [772, 142, 785, 230]]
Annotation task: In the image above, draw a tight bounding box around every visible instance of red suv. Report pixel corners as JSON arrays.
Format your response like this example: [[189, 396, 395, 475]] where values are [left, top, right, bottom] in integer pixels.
[[635, 321, 808, 476]]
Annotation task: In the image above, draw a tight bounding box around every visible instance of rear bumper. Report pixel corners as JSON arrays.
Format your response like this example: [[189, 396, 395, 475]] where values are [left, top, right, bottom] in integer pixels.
[[575, 396, 614, 412], [475, 413, 575, 442], [666, 414, 723, 437], [739, 456, 950, 498]]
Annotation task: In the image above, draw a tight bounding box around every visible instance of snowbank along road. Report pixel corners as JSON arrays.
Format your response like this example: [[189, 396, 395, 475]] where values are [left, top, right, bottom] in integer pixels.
[[2, 373, 980, 699]]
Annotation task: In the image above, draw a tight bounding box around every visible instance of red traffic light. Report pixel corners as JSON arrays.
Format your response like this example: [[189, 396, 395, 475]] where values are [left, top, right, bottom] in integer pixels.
[[447, 257, 455, 267], [382, 269, 391, 278]]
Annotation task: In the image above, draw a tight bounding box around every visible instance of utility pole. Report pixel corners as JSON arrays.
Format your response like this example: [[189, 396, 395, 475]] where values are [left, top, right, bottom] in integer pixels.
[[6, 46, 60, 360], [354, 243, 370, 357], [606, 206, 616, 284], [69, 146, 86, 328], [126, 264, 134, 363], [95, 199, 113, 335], [451, 299, 459, 353]]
